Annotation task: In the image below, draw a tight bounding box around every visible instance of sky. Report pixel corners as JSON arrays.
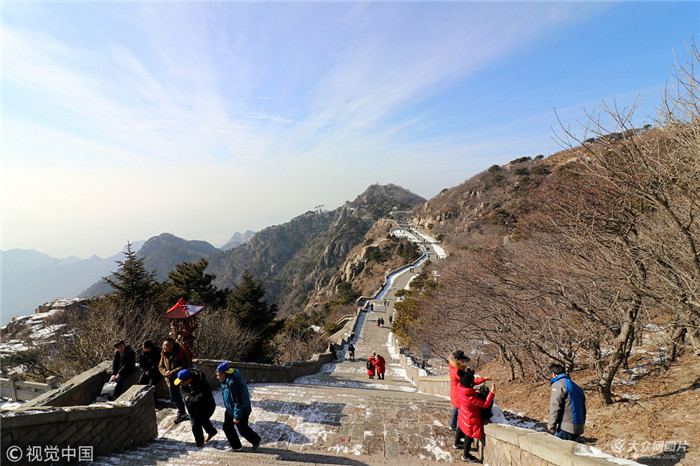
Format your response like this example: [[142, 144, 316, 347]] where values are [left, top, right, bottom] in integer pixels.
[[2, 1, 698, 259]]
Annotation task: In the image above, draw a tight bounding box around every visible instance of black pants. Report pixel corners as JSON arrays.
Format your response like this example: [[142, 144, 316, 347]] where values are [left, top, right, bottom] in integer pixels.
[[455, 427, 475, 458], [223, 409, 261, 449], [112, 371, 134, 399], [189, 411, 217, 446], [138, 370, 161, 386]]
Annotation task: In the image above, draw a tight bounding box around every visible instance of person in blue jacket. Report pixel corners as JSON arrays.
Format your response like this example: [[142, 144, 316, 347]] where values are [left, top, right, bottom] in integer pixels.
[[548, 363, 586, 441], [216, 362, 262, 452]]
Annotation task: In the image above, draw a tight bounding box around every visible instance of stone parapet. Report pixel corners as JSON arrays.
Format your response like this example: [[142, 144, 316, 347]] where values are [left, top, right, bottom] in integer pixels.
[[483, 423, 639, 465], [1, 385, 157, 465], [195, 352, 335, 386], [19, 361, 112, 409]]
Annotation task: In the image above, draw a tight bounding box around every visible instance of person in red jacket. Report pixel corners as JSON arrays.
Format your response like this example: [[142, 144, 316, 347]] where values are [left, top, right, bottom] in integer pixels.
[[448, 350, 470, 430], [367, 354, 376, 379], [455, 370, 495, 463], [375, 355, 386, 380]]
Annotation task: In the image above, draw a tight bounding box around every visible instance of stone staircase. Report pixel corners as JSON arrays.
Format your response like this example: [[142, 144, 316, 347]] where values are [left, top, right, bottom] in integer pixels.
[[91, 256, 462, 464]]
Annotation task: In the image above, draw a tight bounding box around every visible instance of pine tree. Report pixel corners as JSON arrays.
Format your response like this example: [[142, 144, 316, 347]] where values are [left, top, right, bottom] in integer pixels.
[[163, 259, 225, 307], [227, 269, 277, 331], [103, 242, 159, 306], [226, 269, 280, 362]]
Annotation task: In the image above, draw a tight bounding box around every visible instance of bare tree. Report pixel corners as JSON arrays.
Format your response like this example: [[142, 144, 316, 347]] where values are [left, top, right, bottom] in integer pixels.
[[196, 309, 260, 361], [556, 41, 700, 358]]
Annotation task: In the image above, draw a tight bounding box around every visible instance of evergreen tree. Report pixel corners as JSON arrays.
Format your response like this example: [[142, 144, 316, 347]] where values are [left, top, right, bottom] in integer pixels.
[[226, 269, 280, 362], [162, 259, 225, 307], [103, 242, 159, 306]]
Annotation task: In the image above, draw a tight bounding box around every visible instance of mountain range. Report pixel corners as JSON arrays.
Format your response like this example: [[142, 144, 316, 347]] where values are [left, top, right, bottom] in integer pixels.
[[1, 247, 129, 326], [2, 183, 423, 324]]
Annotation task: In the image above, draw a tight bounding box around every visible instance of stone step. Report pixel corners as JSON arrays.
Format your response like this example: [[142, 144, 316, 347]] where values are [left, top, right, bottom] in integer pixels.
[[90, 276, 468, 464]]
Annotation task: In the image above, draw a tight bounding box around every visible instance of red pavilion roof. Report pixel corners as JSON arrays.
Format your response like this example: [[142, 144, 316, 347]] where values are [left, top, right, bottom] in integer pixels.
[[160, 298, 206, 319]]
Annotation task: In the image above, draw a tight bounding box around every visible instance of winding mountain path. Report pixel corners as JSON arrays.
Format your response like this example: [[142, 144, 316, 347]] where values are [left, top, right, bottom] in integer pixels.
[[92, 228, 461, 465]]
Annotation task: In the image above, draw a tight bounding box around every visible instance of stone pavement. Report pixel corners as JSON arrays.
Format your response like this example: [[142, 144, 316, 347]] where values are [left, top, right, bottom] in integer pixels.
[[92, 233, 464, 465]]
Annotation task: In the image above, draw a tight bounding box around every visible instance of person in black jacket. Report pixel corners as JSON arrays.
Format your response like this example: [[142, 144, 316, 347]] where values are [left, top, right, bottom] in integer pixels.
[[175, 368, 217, 447], [138, 340, 162, 386], [111, 340, 135, 399]]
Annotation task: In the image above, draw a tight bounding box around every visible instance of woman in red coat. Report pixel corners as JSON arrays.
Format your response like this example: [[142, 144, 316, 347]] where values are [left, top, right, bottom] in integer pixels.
[[449, 351, 470, 430], [375, 355, 386, 380], [455, 371, 495, 463], [367, 355, 376, 379]]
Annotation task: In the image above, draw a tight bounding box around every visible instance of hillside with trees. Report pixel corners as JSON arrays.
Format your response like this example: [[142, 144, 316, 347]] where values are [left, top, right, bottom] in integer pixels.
[[206, 183, 425, 317], [390, 44, 700, 464]]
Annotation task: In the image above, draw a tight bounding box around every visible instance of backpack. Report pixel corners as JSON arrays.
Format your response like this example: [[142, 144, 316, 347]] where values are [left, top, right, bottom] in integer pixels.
[[367, 359, 373, 370], [475, 383, 493, 424]]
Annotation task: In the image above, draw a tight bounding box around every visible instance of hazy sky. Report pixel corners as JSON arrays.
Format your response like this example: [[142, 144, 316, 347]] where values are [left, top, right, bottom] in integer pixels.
[[2, 2, 697, 258]]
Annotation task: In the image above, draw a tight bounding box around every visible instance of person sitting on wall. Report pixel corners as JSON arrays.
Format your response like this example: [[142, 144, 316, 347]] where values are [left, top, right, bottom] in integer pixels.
[[159, 337, 191, 424], [175, 368, 217, 447], [348, 343, 355, 361], [138, 340, 162, 386], [548, 363, 586, 441], [110, 339, 135, 399], [216, 362, 262, 453]]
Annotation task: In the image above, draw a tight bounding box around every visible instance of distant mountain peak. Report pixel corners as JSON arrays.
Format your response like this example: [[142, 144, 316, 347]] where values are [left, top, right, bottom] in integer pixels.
[[221, 230, 256, 251]]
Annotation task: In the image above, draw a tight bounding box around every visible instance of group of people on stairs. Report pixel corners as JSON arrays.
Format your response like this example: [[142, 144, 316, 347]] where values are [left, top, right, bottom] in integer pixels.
[[366, 351, 386, 379], [109, 338, 262, 455]]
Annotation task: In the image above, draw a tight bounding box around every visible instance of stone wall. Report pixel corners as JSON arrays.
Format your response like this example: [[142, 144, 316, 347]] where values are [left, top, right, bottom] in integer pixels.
[[195, 352, 335, 386], [19, 361, 113, 410], [389, 333, 451, 397], [1, 385, 157, 465], [483, 423, 639, 466]]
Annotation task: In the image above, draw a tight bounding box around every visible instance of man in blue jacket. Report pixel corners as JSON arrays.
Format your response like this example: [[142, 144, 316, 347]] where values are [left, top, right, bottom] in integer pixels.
[[548, 363, 586, 441], [216, 362, 262, 452]]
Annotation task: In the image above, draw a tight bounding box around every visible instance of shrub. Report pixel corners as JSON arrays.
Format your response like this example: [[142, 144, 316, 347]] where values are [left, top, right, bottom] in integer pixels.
[[513, 167, 529, 176], [532, 165, 551, 176], [490, 208, 512, 225], [488, 164, 500, 172], [510, 156, 531, 164], [490, 174, 505, 186], [323, 321, 343, 335]]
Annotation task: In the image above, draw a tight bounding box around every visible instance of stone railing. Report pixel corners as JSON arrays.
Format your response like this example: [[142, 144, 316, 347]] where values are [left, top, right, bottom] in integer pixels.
[[1, 384, 157, 465], [0, 372, 60, 402]]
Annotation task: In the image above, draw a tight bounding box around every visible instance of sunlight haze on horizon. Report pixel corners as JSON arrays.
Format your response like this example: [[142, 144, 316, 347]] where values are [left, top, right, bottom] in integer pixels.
[[2, 1, 697, 258]]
